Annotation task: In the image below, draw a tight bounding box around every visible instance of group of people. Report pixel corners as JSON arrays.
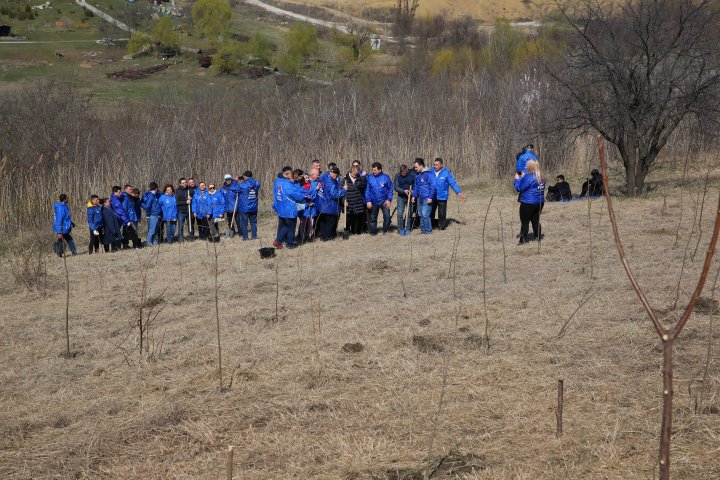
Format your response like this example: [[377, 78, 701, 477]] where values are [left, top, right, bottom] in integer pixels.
[[52, 173, 261, 256], [269, 158, 464, 249], [51, 158, 465, 255], [52, 147, 604, 255]]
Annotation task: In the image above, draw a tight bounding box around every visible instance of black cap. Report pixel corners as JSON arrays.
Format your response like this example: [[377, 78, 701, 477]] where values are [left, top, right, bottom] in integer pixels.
[[243, 171, 253, 178], [331, 166, 340, 175]]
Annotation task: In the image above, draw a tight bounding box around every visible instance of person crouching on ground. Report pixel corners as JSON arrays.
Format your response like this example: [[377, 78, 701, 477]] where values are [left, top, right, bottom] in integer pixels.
[[273, 166, 309, 249], [411, 158, 436, 234], [514, 160, 546, 244], [53, 193, 77, 257], [546, 175, 572, 202]]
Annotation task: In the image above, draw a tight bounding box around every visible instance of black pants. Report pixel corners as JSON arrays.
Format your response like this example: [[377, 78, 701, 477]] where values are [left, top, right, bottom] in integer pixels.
[[89, 230, 101, 254], [317, 213, 339, 240], [122, 224, 141, 249], [196, 216, 209, 240], [519, 202, 542, 241], [431, 199, 448, 229], [346, 211, 364, 235]]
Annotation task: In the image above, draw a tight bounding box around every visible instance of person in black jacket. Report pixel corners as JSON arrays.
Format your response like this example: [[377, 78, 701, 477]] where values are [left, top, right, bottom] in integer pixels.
[[580, 169, 604, 197], [345, 166, 367, 235], [175, 178, 194, 242], [100, 197, 122, 252], [546, 175, 572, 201]]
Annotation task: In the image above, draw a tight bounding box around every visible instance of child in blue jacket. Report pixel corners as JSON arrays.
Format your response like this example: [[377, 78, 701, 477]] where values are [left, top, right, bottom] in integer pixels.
[[87, 195, 103, 254]]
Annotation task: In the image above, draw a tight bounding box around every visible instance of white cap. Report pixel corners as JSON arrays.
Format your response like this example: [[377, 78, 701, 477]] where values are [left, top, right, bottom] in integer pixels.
[[224, 174, 232, 180]]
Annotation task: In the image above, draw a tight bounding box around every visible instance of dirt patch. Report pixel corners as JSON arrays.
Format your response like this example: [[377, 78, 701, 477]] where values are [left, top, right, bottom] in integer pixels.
[[371, 451, 485, 479], [463, 334, 484, 349], [341, 342, 364, 353], [694, 296, 719, 315], [411, 334, 445, 353]]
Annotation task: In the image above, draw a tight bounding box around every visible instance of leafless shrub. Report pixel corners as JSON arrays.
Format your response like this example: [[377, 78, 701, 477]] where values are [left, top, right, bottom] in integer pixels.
[[7, 234, 48, 293]]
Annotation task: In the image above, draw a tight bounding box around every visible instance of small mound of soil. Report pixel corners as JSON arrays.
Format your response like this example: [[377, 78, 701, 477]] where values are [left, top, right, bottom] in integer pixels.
[[464, 335, 484, 349], [412, 335, 444, 353], [695, 296, 719, 315], [342, 342, 364, 353], [418, 319, 430, 327]]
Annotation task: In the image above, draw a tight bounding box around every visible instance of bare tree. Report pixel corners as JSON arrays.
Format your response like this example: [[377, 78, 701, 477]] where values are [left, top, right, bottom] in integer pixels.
[[598, 138, 720, 480], [550, 0, 720, 195], [394, 0, 419, 37]]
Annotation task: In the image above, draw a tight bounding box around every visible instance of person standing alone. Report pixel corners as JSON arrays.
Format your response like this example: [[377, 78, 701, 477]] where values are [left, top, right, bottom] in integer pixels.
[[53, 193, 77, 256]]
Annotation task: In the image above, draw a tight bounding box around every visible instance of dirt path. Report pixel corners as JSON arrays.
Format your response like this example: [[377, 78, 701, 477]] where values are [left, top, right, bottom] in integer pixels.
[[75, 0, 133, 33], [244, 0, 351, 33]]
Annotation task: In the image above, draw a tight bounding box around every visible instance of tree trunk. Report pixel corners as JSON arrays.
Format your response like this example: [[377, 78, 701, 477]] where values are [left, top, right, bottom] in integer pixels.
[[618, 136, 649, 196]]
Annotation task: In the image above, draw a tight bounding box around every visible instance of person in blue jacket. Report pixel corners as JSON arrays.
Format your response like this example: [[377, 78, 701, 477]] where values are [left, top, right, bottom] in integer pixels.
[[101, 197, 122, 252], [315, 166, 346, 241], [238, 171, 261, 241], [159, 185, 178, 244], [431, 158, 464, 230], [295, 170, 318, 244], [515, 143, 538, 175], [87, 194, 103, 254], [273, 166, 309, 249], [221, 174, 242, 238], [192, 182, 212, 240], [394, 163, 416, 236], [514, 159, 546, 244], [53, 193, 77, 256], [111, 185, 140, 249], [206, 183, 225, 242], [141, 182, 162, 246], [364, 161, 394, 235], [411, 158, 436, 234]]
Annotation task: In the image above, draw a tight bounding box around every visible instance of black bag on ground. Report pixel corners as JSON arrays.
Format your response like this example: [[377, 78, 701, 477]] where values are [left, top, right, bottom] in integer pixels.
[[259, 247, 276, 259]]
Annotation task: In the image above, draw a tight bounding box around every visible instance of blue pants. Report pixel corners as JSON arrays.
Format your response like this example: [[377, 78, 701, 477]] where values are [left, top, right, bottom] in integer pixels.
[[369, 204, 391, 234], [396, 196, 414, 231], [276, 217, 297, 246], [165, 221, 176, 244], [417, 201, 432, 234], [240, 211, 258, 240], [146, 215, 160, 246]]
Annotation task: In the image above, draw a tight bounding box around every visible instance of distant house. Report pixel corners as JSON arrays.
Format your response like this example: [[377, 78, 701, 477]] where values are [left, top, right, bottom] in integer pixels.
[[0, 25, 11, 37]]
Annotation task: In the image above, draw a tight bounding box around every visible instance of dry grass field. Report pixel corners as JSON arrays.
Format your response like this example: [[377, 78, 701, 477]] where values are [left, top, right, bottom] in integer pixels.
[[276, 0, 556, 22], [1, 173, 719, 479]]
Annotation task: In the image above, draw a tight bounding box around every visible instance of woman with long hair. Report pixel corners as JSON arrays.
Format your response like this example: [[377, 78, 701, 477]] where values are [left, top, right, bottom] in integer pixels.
[[514, 159, 545, 244]]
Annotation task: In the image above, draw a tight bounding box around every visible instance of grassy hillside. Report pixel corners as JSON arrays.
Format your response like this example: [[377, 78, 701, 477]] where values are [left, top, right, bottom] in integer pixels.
[[1, 177, 719, 478]]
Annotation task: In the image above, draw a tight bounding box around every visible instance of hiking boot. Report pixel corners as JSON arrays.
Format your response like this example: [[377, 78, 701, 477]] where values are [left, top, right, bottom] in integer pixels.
[[272, 240, 284, 250]]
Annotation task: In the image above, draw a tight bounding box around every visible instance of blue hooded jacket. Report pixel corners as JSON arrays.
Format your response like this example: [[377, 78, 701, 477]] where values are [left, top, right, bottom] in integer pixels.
[[412, 169, 436, 202], [221, 180, 242, 213], [192, 189, 213, 217], [315, 172, 346, 215], [160, 193, 177, 221], [208, 191, 226, 219], [141, 190, 162, 217], [364, 172, 394, 206], [238, 178, 261, 213], [273, 177, 308, 218], [432, 166, 462, 201], [110, 193, 130, 224], [53, 202, 73, 234], [121, 192, 138, 223], [87, 203, 103, 231], [514, 173, 546, 204], [515, 150, 538, 174]]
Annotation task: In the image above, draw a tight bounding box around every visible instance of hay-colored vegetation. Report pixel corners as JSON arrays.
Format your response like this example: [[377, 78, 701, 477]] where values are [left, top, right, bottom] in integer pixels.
[[1, 173, 719, 478]]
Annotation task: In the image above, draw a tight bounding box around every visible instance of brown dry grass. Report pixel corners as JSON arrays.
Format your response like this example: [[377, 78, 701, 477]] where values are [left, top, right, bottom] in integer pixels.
[[1, 174, 719, 479]]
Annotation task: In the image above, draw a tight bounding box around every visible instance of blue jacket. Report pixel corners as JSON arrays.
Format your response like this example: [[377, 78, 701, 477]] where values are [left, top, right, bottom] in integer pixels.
[[301, 181, 318, 218], [516, 150, 538, 174], [110, 194, 130, 224], [208, 191, 226, 219], [315, 172, 346, 215], [238, 178, 261, 213], [53, 202, 73, 234], [121, 192, 138, 223], [192, 189, 213, 217], [141, 190, 162, 217], [412, 169, 436, 201], [221, 180, 242, 213], [394, 172, 416, 198], [87, 203, 103, 231], [160, 193, 177, 221], [273, 177, 308, 218], [432, 166, 462, 201], [364, 172, 393, 206], [514, 173, 546, 204]]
